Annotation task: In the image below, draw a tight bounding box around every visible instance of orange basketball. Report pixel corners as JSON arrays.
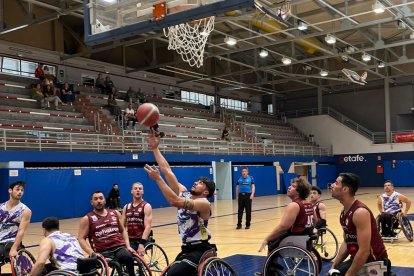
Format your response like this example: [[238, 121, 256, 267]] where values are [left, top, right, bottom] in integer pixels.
[[136, 103, 160, 127]]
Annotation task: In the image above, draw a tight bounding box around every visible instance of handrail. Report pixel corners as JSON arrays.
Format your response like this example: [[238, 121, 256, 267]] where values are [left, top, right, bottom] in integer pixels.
[[283, 107, 387, 144], [0, 128, 332, 156]]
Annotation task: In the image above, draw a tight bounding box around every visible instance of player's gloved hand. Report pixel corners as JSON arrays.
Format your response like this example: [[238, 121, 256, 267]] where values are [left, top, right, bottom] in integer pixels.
[[316, 219, 327, 229], [327, 268, 340, 276]]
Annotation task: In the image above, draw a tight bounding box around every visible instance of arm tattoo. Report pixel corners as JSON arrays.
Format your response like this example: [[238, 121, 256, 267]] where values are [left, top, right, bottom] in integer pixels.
[[183, 198, 195, 210]]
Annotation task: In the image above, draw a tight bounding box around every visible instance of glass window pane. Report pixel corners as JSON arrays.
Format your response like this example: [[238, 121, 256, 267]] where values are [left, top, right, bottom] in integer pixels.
[[21, 61, 36, 77], [2, 58, 20, 75]]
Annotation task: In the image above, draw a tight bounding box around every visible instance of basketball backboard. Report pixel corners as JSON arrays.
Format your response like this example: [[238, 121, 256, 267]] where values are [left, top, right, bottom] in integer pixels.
[[84, 0, 255, 45]]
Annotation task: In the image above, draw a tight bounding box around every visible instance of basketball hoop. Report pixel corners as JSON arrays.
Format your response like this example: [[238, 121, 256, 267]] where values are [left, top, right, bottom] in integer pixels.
[[162, 5, 215, 68]]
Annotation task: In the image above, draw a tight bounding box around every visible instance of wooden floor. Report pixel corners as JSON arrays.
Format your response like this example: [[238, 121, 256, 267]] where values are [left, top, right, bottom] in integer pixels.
[[16, 187, 414, 272]]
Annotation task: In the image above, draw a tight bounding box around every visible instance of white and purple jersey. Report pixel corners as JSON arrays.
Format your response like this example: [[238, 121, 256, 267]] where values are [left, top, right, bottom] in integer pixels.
[[0, 202, 27, 243], [48, 231, 84, 271], [381, 191, 401, 213], [177, 191, 211, 244]]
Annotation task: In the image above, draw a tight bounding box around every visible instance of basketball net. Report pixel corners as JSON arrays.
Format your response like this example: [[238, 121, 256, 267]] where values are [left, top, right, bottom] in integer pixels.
[[163, 16, 215, 68]]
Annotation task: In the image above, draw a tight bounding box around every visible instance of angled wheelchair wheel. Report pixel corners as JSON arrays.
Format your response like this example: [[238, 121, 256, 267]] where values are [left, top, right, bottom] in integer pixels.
[[46, 270, 78, 275], [263, 245, 318, 276], [133, 254, 152, 276], [398, 214, 413, 242], [95, 254, 110, 276], [313, 227, 339, 261], [144, 242, 169, 275], [11, 248, 36, 276], [198, 257, 236, 276]]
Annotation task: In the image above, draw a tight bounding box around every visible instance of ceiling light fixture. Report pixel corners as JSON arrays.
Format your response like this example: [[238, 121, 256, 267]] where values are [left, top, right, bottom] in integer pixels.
[[372, 1, 385, 14], [281, 56, 292, 65], [397, 20, 407, 29], [224, 37, 237, 46], [320, 70, 328, 77], [410, 32, 414, 40], [325, 34, 336, 44], [345, 46, 355, 54], [297, 21, 308, 31], [259, 49, 269, 57], [362, 53, 371, 62], [378, 61, 385, 68]]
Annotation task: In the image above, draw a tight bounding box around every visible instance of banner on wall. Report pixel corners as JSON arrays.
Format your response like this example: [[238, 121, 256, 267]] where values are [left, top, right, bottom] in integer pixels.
[[394, 133, 414, 143]]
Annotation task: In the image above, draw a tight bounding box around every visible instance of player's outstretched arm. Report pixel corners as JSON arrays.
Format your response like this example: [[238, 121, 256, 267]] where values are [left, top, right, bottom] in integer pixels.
[[399, 194, 412, 216], [377, 195, 383, 214], [10, 208, 32, 258], [147, 130, 186, 195]]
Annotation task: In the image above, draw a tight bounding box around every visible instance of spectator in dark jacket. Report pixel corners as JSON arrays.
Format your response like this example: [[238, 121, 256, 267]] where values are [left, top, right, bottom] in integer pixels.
[[108, 184, 121, 210]]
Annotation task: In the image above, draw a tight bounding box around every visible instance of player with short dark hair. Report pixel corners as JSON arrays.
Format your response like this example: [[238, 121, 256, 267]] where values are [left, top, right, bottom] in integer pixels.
[[310, 186, 327, 229], [144, 129, 216, 276], [30, 217, 84, 275], [78, 191, 135, 276], [0, 181, 32, 261]]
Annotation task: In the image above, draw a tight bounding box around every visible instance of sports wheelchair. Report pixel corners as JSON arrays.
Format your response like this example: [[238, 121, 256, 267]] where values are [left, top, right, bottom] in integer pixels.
[[143, 237, 169, 275], [103, 250, 152, 276], [160, 246, 236, 276], [260, 233, 322, 276], [0, 243, 36, 276], [329, 258, 393, 276], [313, 227, 339, 261], [376, 211, 413, 243], [46, 253, 109, 276]]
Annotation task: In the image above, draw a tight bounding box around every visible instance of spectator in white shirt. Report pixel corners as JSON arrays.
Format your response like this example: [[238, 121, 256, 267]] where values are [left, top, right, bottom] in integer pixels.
[[124, 104, 137, 129]]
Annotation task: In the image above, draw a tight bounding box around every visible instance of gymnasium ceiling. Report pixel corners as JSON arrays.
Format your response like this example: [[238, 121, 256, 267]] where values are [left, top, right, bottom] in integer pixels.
[[7, 0, 414, 97]]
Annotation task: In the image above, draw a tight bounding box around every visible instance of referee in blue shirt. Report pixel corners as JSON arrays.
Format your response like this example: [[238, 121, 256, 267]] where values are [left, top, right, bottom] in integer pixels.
[[236, 167, 255, 229]]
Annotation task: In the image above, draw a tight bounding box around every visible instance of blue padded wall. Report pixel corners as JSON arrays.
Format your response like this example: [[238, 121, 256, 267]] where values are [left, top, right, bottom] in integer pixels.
[[232, 166, 278, 198], [384, 160, 414, 187]]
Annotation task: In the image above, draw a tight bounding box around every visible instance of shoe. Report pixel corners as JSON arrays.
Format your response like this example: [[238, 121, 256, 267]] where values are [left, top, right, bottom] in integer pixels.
[[236, 225, 242, 230], [245, 226, 250, 229]]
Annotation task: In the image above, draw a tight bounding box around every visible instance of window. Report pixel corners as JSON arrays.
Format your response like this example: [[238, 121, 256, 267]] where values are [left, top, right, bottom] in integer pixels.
[[220, 98, 248, 111], [180, 90, 213, 106], [2, 57, 20, 75], [0, 56, 45, 78], [268, 104, 273, 115]]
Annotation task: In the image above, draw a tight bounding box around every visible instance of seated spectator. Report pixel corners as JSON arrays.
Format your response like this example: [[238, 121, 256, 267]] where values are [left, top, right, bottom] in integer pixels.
[[61, 82, 75, 106], [35, 64, 45, 83], [125, 86, 137, 103], [137, 88, 145, 104], [108, 184, 121, 210], [107, 94, 122, 118], [43, 84, 65, 110], [123, 104, 137, 129], [221, 127, 230, 141], [104, 76, 115, 95], [32, 83, 45, 108], [95, 73, 105, 94]]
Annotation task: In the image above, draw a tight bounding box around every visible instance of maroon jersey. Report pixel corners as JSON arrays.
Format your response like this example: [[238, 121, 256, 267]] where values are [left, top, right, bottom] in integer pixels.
[[87, 209, 125, 252], [124, 201, 147, 239], [313, 201, 322, 222], [290, 199, 314, 234], [340, 200, 387, 262]]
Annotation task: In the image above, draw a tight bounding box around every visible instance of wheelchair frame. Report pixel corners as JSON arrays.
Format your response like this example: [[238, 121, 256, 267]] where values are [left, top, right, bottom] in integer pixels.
[[313, 227, 339, 261], [376, 212, 413, 243], [46, 253, 110, 276]]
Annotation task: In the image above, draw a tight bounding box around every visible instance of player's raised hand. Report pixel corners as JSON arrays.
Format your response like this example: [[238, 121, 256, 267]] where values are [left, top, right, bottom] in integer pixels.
[[144, 164, 161, 180], [147, 128, 160, 149]]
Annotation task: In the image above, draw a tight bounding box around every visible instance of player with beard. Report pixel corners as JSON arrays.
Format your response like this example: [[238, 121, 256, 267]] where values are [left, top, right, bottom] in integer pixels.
[[0, 181, 32, 263], [78, 191, 135, 276], [144, 129, 216, 276], [121, 182, 153, 256]]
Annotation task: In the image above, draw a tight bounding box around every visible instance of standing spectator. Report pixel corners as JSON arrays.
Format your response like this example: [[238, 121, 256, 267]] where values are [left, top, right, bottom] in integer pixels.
[[104, 76, 115, 95], [95, 73, 105, 94], [61, 82, 75, 106], [221, 127, 230, 141], [123, 104, 137, 130], [108, 184, 121, 210], [121, 182, 153, 255], [35, 64, 45, 83], [330, 173, 389, 275], [0, 181, 32, 259], [236, 167, 255, 229]]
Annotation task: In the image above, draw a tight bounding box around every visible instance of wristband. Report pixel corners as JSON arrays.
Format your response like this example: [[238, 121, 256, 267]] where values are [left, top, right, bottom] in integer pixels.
[[139, 238, 148, 245]]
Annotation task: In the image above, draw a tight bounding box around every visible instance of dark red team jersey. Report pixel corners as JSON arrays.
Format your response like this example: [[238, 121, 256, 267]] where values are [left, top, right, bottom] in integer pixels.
[[87, 209, 125, 252], [340, 200, 387, 262], [313, 201, 321, 222], [125, 201, 147, 239], [290, 199, 314, 234]]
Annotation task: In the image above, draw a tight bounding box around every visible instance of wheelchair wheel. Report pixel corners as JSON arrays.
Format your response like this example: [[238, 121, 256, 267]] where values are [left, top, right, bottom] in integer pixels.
[[46, 270, 77, 275], [144, 242, 169, 275], [133, 255, 152, 276], [96, 254, 110, 276], [398, 214, 414, 242], [11, 248, 36, 276], [313, 227, 339, 261], [198, 257, 236, 276], [263, 245, 318, 276]]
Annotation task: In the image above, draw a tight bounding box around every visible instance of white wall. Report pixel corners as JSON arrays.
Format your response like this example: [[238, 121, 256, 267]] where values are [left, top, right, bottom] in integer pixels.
[[289, 115, 414, 155]]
